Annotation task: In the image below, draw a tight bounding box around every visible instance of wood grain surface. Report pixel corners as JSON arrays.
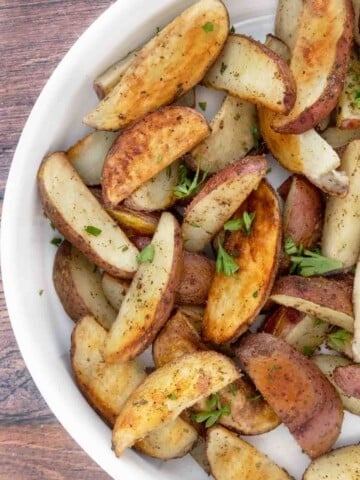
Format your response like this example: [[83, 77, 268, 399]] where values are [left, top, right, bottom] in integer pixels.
[[0, 1, 114, 478]]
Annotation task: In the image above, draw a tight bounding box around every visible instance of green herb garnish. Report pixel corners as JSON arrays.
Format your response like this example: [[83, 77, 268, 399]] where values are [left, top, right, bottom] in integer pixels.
[[191, 393, 231, 428], [290, 249, 342, 277], [220, 62, 228, 74], [168, 393, 177, 400], [202, 22, 214, 32], [284, 236, 300, 256], [174, 163, 208, 199], [328, 329, 352, 350], [137, 244, 155, 263], [228, 384, 237, 396], [38, 289, 44, 296], [314, 318, 325, 327], [50, 237, 62, 247], [223, 211, 255, 235], [251, 125, 261, 149], [303, 346, 315, 357], [230, 25, 236, 34], [216, 239, 239, 277], [198, 101, 207, 111], [84, 225, 102, 237]]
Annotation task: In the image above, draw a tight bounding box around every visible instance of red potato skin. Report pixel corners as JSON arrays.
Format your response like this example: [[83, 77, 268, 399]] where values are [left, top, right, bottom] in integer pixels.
[[271, 275, 354, 317], [235, 333, 343, 458], [176, 252, 215, 305], [334, 365, 360, 398], [263, 306, 306, 338], [273, 0, 354, 134]]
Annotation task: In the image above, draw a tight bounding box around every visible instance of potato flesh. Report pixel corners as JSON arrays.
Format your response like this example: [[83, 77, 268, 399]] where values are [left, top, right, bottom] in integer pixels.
[[203, 34, 295, 114], [265, 34, 291, 63], [38, 152, 139, 278], [204, 180, 281, 344], [182, 156, 267, 252], [112, 351, 240, 455], [206, 426, 292, 480], [302, 444, 360, 480], [104, 212, 182, 363], [322, 140, 360, 267], [321, 126, 360, 148], [189, 95, 257, 173], [102, 106, 209, 206], [83, 0, 229, 130], [274, 0, 303, 51], [101, 272, 129, 312], [337, 52, 360, 129]]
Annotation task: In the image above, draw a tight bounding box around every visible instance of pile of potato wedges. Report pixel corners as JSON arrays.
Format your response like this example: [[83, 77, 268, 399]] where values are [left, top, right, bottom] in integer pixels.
[[37, 0, 360, 478]]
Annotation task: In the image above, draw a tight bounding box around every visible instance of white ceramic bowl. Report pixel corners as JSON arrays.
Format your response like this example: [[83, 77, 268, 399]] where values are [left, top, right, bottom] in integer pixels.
[[2, 1, 359, 479]]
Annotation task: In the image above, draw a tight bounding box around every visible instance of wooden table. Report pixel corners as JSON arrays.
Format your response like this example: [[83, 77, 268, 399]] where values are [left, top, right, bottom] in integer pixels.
[[0, 1, 114, 478]]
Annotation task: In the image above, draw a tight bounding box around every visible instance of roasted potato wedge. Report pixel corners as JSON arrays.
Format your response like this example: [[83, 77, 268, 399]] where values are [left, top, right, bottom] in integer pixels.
[[302, 444, 360, 480], [258, 107, 349, 197], [123, 160, 180, 212], [312, 355, 360, 415], [265, 34, 291, 62], [235, 333, 343, 459], [274, 0, 303, 51], [67, 130, 119, 186], [104, 212, 182, 363], [321, 126, 360, 148], [182, 156, 267, 252], [84, 0, 229, 130], [112, 351, 240, 456], [322, 140, 360, 267], [53, 241, 117, 329], [71, 315, 197, 459], [102, 106, 209, 207], [176, 252, 215, 305], [354, 0, 360, 45], [337, 51, 360, 129], [203, 180, 281, 344], [188, 95, 257, 173], [282, 175, 324, 249], [270, 275, 354, 332], [353, 257, 360, 361], [334, 364, 360, 399], [104, 206, 159, 236], [264, 307, 330, 354], [206, 426, 292, 480], [71, 315, 146, 426], [37, 152, 139, 279], [101, 272, 130, 312], [271, 0, 354, 134], [203, 34, 296, 114]]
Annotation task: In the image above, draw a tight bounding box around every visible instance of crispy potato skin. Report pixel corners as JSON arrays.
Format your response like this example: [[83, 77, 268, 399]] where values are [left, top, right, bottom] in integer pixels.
[[104, 213, 183, 363], [272, 0, 354, 134], [84, 0, 229, 130], [235, 333, 343, 459], [333, 364, 360, 398], [203, 180, 281, 344], [102, 106, 209, 206], [176, 252, 215, 305], [282, 175, 324, 248]]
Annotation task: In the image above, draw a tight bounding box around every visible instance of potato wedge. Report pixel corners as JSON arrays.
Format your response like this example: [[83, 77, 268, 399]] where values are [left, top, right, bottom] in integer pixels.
[[322, 140, 360, 267], [71, 315, 146, 426], [337, 51, 360, 129], [274, 0, 303, 51], [71, 315, 197, 459], [265, 34, 291, 62], [235, 333, 343, 459], [37, 152, 139, 278], [182, 156, 267, 252], [264, 307, 330, 354], [67, 130, 119, 185], [312, 355, 360, 415], [282, 175, 324, 249], [270, 275, 354, 332], [354, 0, 360, 45], [84, 0, 229, 130], [176, 252, 215, 305], [302, 444, 360, 480], [123, 160, 180, 212], [206, 426, 292, 480], [203, 34, 296, 114], [104, 212, 182, 363], [271, 0, 354, 134], [102, 107, 209, 206], [53, 241, 117, 329], [258, 107, 349, 197], [203, 180, 281, 344], [104, 206, 159, 236], [353, 257, 360, 361], [334, 364, 360, 399], [188, 95, 257, 173], [112, 351, 240, 456], [321, 126, 360, 148], [101, 272, 129, 312]]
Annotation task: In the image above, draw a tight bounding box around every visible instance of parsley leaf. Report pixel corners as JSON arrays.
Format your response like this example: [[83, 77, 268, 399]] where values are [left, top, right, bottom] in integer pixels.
[[284, 236, 300, 256], [191, 393, 231, 428], [251, 125, 261, 149], [220, 62, 228, 74], [328, 329, 352, 350], [198, 101, 207, 111], [242, 211, 256, 235], [202, 22, 214, 32], [223, 211, 255, 235], [303, 346, 315, 357], [84, 225, 102, 236], [216, 239, 239, 276], [230, 25, 235, 34], [137, 244, 155, 263], [228, 384, 237, 396], [174, 163, 208, 199], [50, 237, 62, 247], [290, 249, 342, 277]]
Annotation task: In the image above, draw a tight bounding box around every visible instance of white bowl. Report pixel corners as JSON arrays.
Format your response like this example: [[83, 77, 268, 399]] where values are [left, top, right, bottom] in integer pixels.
[[2, 1, 359, 479]]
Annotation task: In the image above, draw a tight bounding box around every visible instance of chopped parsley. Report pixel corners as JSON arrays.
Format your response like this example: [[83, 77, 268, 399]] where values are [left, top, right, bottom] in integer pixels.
[[191, 393, 230, 428], [220, 62, 228, 74], [328, 329, 352, 350], [137, 244, 155, 263], [224, 211, 256, 235], [84, 225, 102, 237], [251, 125, 261, 149], [50, 237, 62, 247], [198, 101, 207, 111], [303, 346, 315, 357], [228, 383, 237, 396], [174, 163, 208, 199], [202, 22, 214, 33], [230, 25, 236, 34], [38, 289, 44, 296], [216, 239, 239, 277], [167, 393, 177, 400]]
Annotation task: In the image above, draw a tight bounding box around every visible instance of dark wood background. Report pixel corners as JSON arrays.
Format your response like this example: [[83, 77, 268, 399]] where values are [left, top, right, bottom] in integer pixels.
[[0, 1, 115, 478]]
